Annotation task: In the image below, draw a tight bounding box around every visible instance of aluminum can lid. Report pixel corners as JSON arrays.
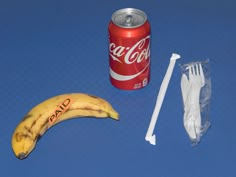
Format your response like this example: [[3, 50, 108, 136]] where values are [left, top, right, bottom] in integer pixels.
[[111, 8, 147, 28]]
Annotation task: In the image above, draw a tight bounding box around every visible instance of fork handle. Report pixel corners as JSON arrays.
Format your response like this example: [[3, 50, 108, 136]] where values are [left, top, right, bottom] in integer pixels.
[[186, 87, 202, 136]]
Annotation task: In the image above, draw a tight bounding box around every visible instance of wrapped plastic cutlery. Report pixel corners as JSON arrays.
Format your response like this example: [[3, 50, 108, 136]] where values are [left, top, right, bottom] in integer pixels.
[[180, 60, 211, 145], [145, 53, 181, 145]]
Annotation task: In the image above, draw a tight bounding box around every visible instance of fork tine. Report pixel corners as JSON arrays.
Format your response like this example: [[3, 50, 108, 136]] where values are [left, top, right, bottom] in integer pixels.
[[199, 63, 204, 76], [188, 65, 191, 77], [191, 65, 194, 75], [199, 63, 205, 85], [189, 65, 194, 76], [196, 63, 200, 75]]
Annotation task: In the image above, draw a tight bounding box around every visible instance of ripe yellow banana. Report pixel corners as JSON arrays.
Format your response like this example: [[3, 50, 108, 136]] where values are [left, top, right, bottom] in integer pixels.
[[12, 93, 119, 160]]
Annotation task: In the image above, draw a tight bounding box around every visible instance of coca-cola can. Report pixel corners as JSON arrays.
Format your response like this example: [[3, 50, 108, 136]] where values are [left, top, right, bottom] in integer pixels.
[[108, 8, 151, 90]]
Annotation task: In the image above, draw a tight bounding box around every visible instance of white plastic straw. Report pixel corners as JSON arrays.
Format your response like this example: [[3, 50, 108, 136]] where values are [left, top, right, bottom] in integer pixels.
[[145, 53, 181, 145]]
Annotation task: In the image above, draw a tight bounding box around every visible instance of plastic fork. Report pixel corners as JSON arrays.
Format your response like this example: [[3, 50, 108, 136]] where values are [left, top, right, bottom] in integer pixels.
[[184, 63, 205, 140], [189, 63, 205, 89]]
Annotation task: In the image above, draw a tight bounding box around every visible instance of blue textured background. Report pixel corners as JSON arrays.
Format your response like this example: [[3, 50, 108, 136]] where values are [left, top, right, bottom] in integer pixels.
[[1, 0, 235, 177]]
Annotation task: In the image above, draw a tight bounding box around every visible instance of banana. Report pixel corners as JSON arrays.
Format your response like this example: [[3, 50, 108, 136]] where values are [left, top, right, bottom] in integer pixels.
[[12, 93, 119, 160]]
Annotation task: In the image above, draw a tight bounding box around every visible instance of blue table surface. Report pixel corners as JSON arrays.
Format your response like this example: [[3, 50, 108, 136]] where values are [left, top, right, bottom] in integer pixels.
[[1, 0, 235, 177]]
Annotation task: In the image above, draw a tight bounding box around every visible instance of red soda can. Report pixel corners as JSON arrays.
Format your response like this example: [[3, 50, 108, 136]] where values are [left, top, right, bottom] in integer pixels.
[[108, 8, 151, 90]]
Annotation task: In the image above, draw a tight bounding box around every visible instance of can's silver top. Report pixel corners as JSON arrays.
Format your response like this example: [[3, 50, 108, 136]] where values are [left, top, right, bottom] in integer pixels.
[[111, 8, 147, 28]]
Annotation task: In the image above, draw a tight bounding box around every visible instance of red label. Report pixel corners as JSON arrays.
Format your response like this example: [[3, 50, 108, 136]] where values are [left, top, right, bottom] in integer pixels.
[[109, 35, 151, 90]]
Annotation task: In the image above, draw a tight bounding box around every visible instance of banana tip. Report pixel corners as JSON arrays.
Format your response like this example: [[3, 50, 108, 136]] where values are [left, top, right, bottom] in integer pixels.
[[17, 152, 27, 160], [110, 112, 119, 121]]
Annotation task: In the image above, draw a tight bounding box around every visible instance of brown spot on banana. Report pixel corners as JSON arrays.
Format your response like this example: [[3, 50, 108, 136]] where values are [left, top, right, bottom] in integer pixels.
[[24, 126, 33, 136], [34, 134, 42, 142], [38, 118, 50, 135], [76, 107, 104, 114], [15, 132, 34, 142], [87, 94, 99, 99], [22, 114, 32, 121], [15, 133, 22, 142], [30, 120, 37, 129]]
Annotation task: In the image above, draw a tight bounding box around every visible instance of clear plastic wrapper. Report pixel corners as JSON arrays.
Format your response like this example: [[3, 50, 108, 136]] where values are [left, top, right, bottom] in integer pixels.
[[180, 60, 211, 145]]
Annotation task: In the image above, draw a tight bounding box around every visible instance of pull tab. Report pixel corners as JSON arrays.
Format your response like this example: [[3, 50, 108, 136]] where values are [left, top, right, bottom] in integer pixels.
[[124, 15, 134, 26]]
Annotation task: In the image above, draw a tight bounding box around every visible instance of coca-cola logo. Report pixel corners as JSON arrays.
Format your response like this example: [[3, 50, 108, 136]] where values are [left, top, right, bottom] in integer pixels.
[[109, 35, 150, 82], [109, 35, 150, 64]]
